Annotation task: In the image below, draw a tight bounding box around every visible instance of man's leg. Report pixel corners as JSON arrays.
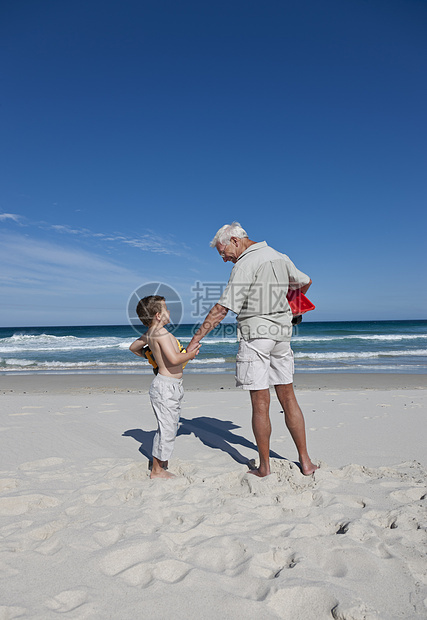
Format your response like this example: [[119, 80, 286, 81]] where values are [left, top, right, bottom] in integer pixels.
[[248, 388, 272, 477], [274, 383, 317, 475]]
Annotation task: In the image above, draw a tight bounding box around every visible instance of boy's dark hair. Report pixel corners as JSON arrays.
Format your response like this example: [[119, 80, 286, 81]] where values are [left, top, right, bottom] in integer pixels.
[[136, 295, 165, 327]]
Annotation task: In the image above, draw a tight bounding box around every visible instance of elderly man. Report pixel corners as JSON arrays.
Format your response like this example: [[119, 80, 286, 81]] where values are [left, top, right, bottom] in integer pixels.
[[187, 222, 317, 477]]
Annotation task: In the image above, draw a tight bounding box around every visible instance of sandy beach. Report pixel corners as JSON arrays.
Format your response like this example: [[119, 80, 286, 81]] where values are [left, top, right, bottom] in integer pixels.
[[1, 372, 426, 619]]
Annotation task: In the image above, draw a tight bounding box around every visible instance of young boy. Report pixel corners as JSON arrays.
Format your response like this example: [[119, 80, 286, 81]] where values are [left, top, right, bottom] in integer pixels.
[[129, 295, 200, 479]]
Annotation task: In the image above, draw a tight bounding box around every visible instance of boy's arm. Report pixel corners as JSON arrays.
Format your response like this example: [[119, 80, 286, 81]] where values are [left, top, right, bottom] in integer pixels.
[[158, 335, 201, 366], [129, 334, 148, 357]]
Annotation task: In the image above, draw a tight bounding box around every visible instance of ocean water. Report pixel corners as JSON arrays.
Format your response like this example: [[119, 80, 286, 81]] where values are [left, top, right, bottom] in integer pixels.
[[0, 320, 426, 375]]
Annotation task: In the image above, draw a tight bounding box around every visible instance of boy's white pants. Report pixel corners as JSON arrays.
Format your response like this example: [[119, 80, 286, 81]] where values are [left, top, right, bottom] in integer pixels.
[[149, 374, 184, 461]]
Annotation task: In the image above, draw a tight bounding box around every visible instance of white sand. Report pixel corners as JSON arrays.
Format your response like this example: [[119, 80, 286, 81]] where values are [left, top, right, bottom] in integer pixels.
[[0, 374, 426, 619]]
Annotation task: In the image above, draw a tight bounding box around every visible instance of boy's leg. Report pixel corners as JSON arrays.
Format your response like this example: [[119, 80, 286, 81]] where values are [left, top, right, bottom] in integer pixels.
[[150, 407, 176, 479], [151, 456, 175, 479], [274, 383, 317, 475], [149, 377, 182, 479], [148, 459, 167, 470], [150, 407, 179, 478]]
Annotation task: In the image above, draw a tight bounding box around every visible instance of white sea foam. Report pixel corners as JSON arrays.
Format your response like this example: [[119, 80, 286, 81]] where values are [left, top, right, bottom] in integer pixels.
[[191, 358, 227, 364], [179, 337, 238, 345], [1, 324, 426, 375], [0, 357, 228, 371], [1, 359, 144, 369], [0, 334, 131, 353], [295, 349, 427, 360], [293, 334, 427, 343], [3, 358, 36, 367], [1, 332, 425, 354], [0, 333, 238, 353], [297, 365, 416, 372]]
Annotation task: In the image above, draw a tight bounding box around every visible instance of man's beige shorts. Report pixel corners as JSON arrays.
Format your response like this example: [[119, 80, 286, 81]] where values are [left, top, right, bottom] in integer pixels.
[[235, 338, 294, 390]]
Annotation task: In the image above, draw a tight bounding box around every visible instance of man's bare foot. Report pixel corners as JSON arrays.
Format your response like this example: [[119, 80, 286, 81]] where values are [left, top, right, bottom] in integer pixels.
[[247, 467, 270, 478], [299, 459, 318, 475], [150, 469, 175, 479]]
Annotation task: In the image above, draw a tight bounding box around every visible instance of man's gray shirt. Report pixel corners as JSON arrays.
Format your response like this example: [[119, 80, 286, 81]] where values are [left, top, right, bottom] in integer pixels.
[[218, 241, 310, 342]]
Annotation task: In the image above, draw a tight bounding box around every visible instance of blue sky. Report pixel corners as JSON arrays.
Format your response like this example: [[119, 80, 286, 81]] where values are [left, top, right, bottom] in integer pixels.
[[1, 0, 426, 326]]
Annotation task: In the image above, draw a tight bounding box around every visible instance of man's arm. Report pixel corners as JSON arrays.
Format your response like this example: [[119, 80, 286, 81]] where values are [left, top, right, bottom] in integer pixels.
[[129, 334, 148, 357], [299, 278, 312, 295], [187, 303, 228, 351]]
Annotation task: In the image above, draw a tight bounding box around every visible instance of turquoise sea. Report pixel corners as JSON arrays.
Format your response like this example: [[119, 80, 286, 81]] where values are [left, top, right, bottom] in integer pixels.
[[0, 320, 426, 375]]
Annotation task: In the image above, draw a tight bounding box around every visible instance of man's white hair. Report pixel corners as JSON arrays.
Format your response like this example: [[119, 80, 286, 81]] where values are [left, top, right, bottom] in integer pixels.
[[210, 222, 248, 248]]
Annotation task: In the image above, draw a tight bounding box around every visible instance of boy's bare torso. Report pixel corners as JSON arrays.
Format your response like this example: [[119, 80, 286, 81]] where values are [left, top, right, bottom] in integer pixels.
[[147, 327, 184, 379]]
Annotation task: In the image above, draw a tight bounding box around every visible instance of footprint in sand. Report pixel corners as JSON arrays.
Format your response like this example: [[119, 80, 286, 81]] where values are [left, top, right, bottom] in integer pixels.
[[322, 550, 348, 578], [390, 487, 426, 504], [44, 589, 88, 613], [0, 605, 27, 618], [28, 519, 68, 542], [182, 536, 248, 575], [99, 541, 159, 580], [331, 599, 380, 620], [19, 457, 65, 471], [268, 585, 338, 619], [0, 478, 19, 492], [114, 563, 154, 587], [35, 537, 63, 556], [250, 548, 300, 579], [0, 519, 33, 538], [93, 525, 123, 547], [0, 494, 61, 516], [152, 559, 192, 583]]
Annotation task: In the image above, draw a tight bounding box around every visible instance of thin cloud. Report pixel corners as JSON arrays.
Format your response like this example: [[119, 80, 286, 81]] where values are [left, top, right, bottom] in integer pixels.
[[119, 235, 178, 254], [49, 224, 92, 235], [0, 232, 140, 295], [42, 222, 184, 255], [1, 215, 186, 256], [0, 213, 21, 223], [0, 231, 195, 325]]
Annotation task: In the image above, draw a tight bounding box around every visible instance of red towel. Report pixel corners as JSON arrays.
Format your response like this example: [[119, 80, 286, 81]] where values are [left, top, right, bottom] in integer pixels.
[[286, 289, 315, 316]]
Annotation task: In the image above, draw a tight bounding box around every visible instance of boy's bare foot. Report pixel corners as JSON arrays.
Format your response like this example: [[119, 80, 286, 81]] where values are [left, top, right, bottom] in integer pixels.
[[150, 469, 175, 479], [150, 457, 174, 478], [148, 460, 169, 470]]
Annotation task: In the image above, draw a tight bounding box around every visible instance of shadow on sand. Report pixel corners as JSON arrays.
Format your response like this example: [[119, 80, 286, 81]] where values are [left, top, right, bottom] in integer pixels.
[[123, 416, 284, 469]]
